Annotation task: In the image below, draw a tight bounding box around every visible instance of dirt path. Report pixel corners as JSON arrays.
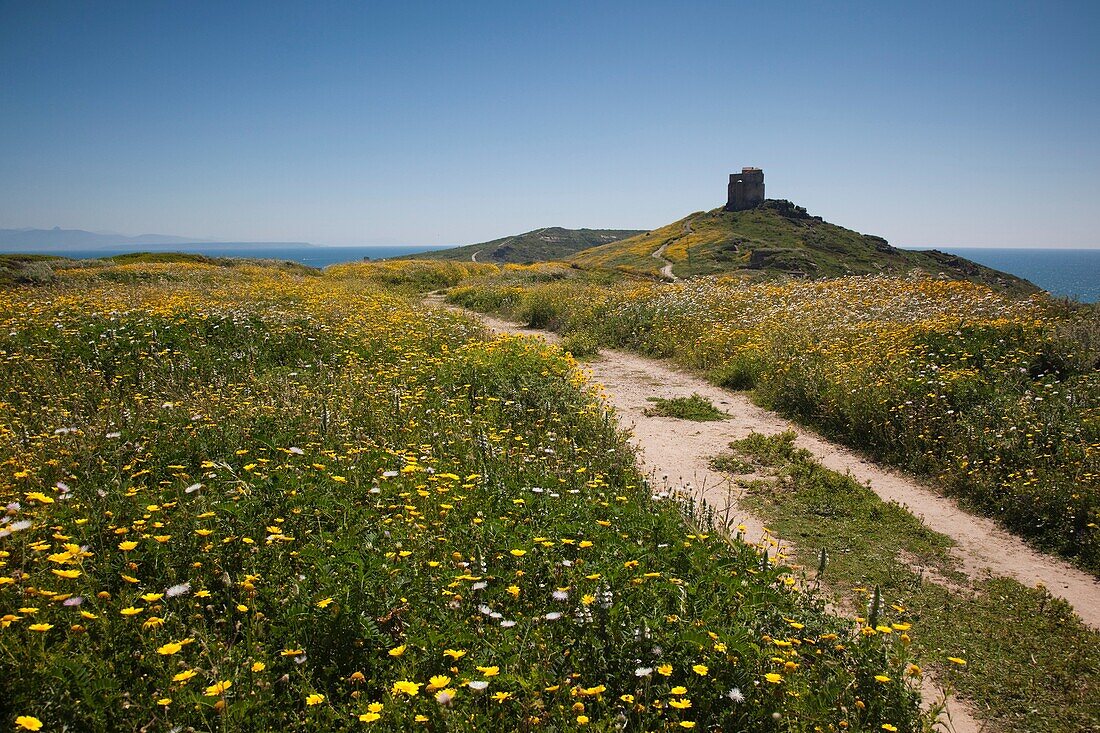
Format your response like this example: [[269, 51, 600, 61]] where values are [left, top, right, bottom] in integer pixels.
[[459, 309, 1100, 632], [652, 243, 678, 281], [434, 302, 999, 730]]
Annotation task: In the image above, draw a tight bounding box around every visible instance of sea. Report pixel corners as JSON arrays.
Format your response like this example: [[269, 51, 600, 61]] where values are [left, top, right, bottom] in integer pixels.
[[932, 247, 1100, 303], [8, 244, 1098, 303]]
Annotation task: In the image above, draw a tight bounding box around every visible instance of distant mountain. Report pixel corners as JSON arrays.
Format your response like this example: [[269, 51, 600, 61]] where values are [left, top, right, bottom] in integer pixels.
[[570, 200, 1039, 296], [0, 227, 212, 250], [402, 227, 646, 264]]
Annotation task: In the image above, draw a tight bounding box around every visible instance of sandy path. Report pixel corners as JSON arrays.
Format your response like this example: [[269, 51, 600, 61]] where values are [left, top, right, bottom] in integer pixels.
[[652, 243, 678, 281], [463, 309, 1100, 632], [440, 303, 994, 731]]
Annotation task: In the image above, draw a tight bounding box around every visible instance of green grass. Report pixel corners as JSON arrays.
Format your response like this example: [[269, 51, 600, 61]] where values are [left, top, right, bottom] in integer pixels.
[[720, 431, 1100, 733], [559, 329, 601, 359], [708, 453, 755, 475], [0, 254, 67, 285], [643, 394, 728, 421], [0, 261, 930, 732]]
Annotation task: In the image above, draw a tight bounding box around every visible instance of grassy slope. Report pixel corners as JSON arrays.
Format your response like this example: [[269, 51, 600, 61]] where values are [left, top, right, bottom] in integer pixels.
[[571, 204, 1038, 296], [405, 227, 645, 264]]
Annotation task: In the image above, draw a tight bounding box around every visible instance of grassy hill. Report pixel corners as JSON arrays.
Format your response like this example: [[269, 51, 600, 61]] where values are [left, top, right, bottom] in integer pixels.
[[571, 201, 1039, 296], [0, 252, 316, 285], [406, 227, 645, 264]]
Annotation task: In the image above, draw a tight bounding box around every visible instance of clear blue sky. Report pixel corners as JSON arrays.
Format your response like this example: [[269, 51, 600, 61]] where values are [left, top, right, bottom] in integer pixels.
[[2, 1, 1098, 247]]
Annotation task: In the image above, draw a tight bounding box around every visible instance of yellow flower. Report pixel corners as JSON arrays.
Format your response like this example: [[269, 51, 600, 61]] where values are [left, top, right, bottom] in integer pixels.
[[251, 662, 266, 672], [506, 585, 520, 598], [51, 569, 81, 579], [141, 593, 164, 603], [491, 691, 512, 703], [204, 680, 232, 696], [120, 607, 143, 616], [882, 726, 899, 732], [29, 623, 54, 632], [428, 675, 451, 690], [679, 723, 696, 729], [316, 597, 334, 608], [157, 698, 172, 706], [367, 703, 383, 713], [692, 664, 708, 676], [281, 648, 305, 657], [476, 665, 500, 677], [391, 680, 420, 696], [509, 549, 526, 557], [657, 664, 673, 676], [874, 675, 891, 683], [172, 669, 197, 683], [15, 716, 43, 731], [118, 541, 138, 551], [306, 693, 325, 705], [576, 715, 589, 725], [764, 673, 783, 684], [670, 698, 692, 709], [947, 657, 967, 666], [157, 642, 183, 655], [359, 712, 381, 722], [443, 649, 466, 659], [388, 644, 406, 657], [620, 694, 634, 703], [670, 686, 687, 695]]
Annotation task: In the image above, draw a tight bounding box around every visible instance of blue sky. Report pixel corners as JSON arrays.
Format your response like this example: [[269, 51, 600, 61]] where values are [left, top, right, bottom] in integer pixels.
[[1, 1, 1098, 247]]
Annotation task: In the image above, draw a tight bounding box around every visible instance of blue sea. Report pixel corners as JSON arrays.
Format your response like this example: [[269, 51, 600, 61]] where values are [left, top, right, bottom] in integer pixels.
[[933, 247, 1100, 303]]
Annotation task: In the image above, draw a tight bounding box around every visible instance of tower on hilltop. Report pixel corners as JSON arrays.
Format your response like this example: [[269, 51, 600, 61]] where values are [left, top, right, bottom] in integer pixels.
[[725, 167, 764, 211]]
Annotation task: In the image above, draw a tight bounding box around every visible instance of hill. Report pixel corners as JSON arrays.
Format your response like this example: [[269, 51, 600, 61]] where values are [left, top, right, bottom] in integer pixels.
[[570, 201, 1039, 295], [405, 226, 645, 264], [0, 227, 206, 249]]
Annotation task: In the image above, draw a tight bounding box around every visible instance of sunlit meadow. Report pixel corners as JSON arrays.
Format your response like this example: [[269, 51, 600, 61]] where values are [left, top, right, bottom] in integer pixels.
[[1, 260, 928, 731], [448, 267, 1100, 572]]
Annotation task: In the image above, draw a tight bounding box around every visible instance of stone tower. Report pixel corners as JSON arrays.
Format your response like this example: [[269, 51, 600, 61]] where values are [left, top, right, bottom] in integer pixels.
[[725, 167, 764, 211]]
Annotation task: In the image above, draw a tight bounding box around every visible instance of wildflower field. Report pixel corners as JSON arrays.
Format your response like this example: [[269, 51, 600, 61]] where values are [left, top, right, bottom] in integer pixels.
[[448, 266, 1100, 572], [1, 260, 928, 731]]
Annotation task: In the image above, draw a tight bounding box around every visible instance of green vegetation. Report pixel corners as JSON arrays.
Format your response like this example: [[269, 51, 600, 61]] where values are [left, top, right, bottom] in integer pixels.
[[446, 266, 1100, 574], [719, 431, 1100, 733], [405, 227, 645, 265], [0, 259, 929, 732], [0, 254, 65, 285], [644, 394, 729, 421], [571, 203, 1038, 295], [559, 329, 601, 359]]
